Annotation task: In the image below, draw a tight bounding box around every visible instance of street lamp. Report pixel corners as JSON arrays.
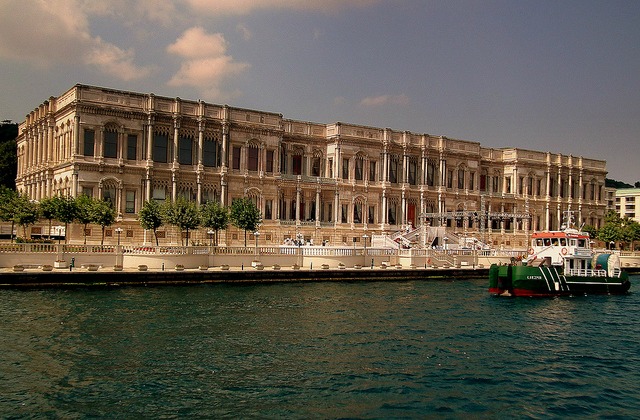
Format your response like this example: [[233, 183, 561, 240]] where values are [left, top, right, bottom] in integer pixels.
[[443, 236, 448, 252], [115, 227, 123, 246], [207, 229, 214, 247], [254, 231, 261, 256]]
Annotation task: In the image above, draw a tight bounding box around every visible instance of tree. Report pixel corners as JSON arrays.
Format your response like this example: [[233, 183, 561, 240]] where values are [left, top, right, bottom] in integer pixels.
[[0, 186, 18, 241], [581, 224, 598, 240], [200, 201, 229, 246], [55, 195, 77, 244], [596, 211, 640, 250], [92, 199, 116, 245], [39, 196, 61, 240], [162, 198, 200, 246], [0, 121, 17, 190], [138, 200, 164, 246], [635, 181, 640, 188], [12, 194, 39, 240], [230, 197, 262, 246], [75, 194, 95, 244]]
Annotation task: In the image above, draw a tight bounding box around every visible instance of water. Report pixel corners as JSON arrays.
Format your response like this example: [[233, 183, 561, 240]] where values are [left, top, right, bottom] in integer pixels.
[[1, 276, 639, 419]]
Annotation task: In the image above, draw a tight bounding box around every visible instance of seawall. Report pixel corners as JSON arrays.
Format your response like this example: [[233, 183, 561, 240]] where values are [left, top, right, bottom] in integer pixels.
[[0, 267, 489, 289]]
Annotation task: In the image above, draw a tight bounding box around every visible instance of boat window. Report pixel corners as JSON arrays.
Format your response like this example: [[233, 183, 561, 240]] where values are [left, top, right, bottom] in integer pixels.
[[536, 239, 543, 246], [552, 238, 559, 246], [570, 239, 576, 247], [544, 238, 551, 246], [560, 238, 567, 246], [578, 239, 586, 247]]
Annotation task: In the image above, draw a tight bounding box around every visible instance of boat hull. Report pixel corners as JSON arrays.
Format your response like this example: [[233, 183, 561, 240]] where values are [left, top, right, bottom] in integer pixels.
[[489, 264, 631, 297]]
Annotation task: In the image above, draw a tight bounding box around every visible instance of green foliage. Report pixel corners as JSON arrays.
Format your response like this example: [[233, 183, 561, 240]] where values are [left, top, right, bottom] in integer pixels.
[[0, 122, 17, 190], [581, 224, 597, 239], [200, 201, 229, 246], [162, 198, 200, 246], [605, 178, 633, 189], [74, 194, 96, 244], [39, 196, 60, 239], [12, 194, 39, 239], [230, 197, 262, 246], [0, 186, 17, 223], [138, 200, 164, 246], [597, 211, 640, 249], [91, 199, 116, 245], [55, 195, 77, 243]]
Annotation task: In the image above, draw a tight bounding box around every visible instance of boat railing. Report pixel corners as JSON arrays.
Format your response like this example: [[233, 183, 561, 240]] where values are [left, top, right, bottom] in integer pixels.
[[565, 268, 608, 277]]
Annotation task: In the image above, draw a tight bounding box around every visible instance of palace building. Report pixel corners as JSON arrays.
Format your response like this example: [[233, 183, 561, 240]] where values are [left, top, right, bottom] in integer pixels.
[[16, 84, 608, 248]]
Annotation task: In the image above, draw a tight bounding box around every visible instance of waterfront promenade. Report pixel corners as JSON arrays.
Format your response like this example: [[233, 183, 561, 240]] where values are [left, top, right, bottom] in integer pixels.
[[1, 242, 639, 288]]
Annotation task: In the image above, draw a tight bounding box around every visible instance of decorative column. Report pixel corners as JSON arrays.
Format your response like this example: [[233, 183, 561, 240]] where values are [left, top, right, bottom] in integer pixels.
[[73, 114, 80, 156]]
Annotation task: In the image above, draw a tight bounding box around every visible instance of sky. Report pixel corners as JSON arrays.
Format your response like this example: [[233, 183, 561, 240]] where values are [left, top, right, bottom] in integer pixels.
[[1, 0, 639, 183]]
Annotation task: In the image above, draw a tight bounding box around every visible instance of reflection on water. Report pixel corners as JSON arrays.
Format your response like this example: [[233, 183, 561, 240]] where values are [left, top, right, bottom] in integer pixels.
[[1, 277, 639, 418]]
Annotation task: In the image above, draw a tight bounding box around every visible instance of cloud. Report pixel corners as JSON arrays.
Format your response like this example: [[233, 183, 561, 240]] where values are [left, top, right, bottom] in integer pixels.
[[167, 27, 228, 58], [186, 0, 380, 15], [360, 94, 410, 107], [85, 38, 152, 81], [236, 23, 253, 41], [167, 27, 250, 100], [0, 0, 151, 79]]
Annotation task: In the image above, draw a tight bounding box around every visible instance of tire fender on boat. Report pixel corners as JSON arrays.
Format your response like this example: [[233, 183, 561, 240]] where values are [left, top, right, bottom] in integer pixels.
[[528, 248, 534, 255], [561, 247, 568, 255]]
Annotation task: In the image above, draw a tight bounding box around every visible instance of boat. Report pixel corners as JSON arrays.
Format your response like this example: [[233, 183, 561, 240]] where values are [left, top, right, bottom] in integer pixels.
[[489, 213, 631, 297]]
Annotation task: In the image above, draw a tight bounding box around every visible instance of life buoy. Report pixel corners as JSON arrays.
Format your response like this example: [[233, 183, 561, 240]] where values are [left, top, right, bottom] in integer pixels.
[[528, 248, 534, 255], [561, 247, 568, 255]]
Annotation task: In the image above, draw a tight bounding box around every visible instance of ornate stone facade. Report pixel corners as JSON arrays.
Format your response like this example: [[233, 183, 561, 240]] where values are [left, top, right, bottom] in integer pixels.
[[16, 84, 608, 247]]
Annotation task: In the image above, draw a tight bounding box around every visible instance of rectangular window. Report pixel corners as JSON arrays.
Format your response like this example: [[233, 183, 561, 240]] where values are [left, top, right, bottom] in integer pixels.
[[103, 188, 115, 208], [280, 149, 287, 174], [125, 191, 135, 214], [341, 204, 348, 223], [248, 147, 259, 171], [342, 158, 349, 179], [469, 172, 475, 190], [518, 177, 524, 195], [368, 206, 375, 224], [388, 205, 396, 225], [127, 134, 137, 160], [480, 174, 487, 191], [493, 176, 499, 193], [389, 160, 398, 183], [152, 133, 168, 163], [447, 169, 454, 189], [203, 140, 216, 167], [427, 162, 435, 186], [152, 187, 166, 201], [104, 131, 118, 158], [83, 129, 95, 157], [353, 203, 362, 223], [505, 177, 512, 193], [178, 137, 193, 165], [311, 157, 320, 176], [409, 161, 417, 185], [265, 200, 272, 219], [457, 169, 465, 189], [266, 150, 274, 173], [232, 146, 241, 170], [355, 159, 363, 181], [82, 187, 93, 197], [369, 161, 376, 182], [292, 155, 302, 175], [328, 158, 333, 178]]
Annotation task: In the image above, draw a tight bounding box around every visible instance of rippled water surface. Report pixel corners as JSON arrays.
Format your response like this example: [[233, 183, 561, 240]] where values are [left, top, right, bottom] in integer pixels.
[[1, 276, 639, 418]]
